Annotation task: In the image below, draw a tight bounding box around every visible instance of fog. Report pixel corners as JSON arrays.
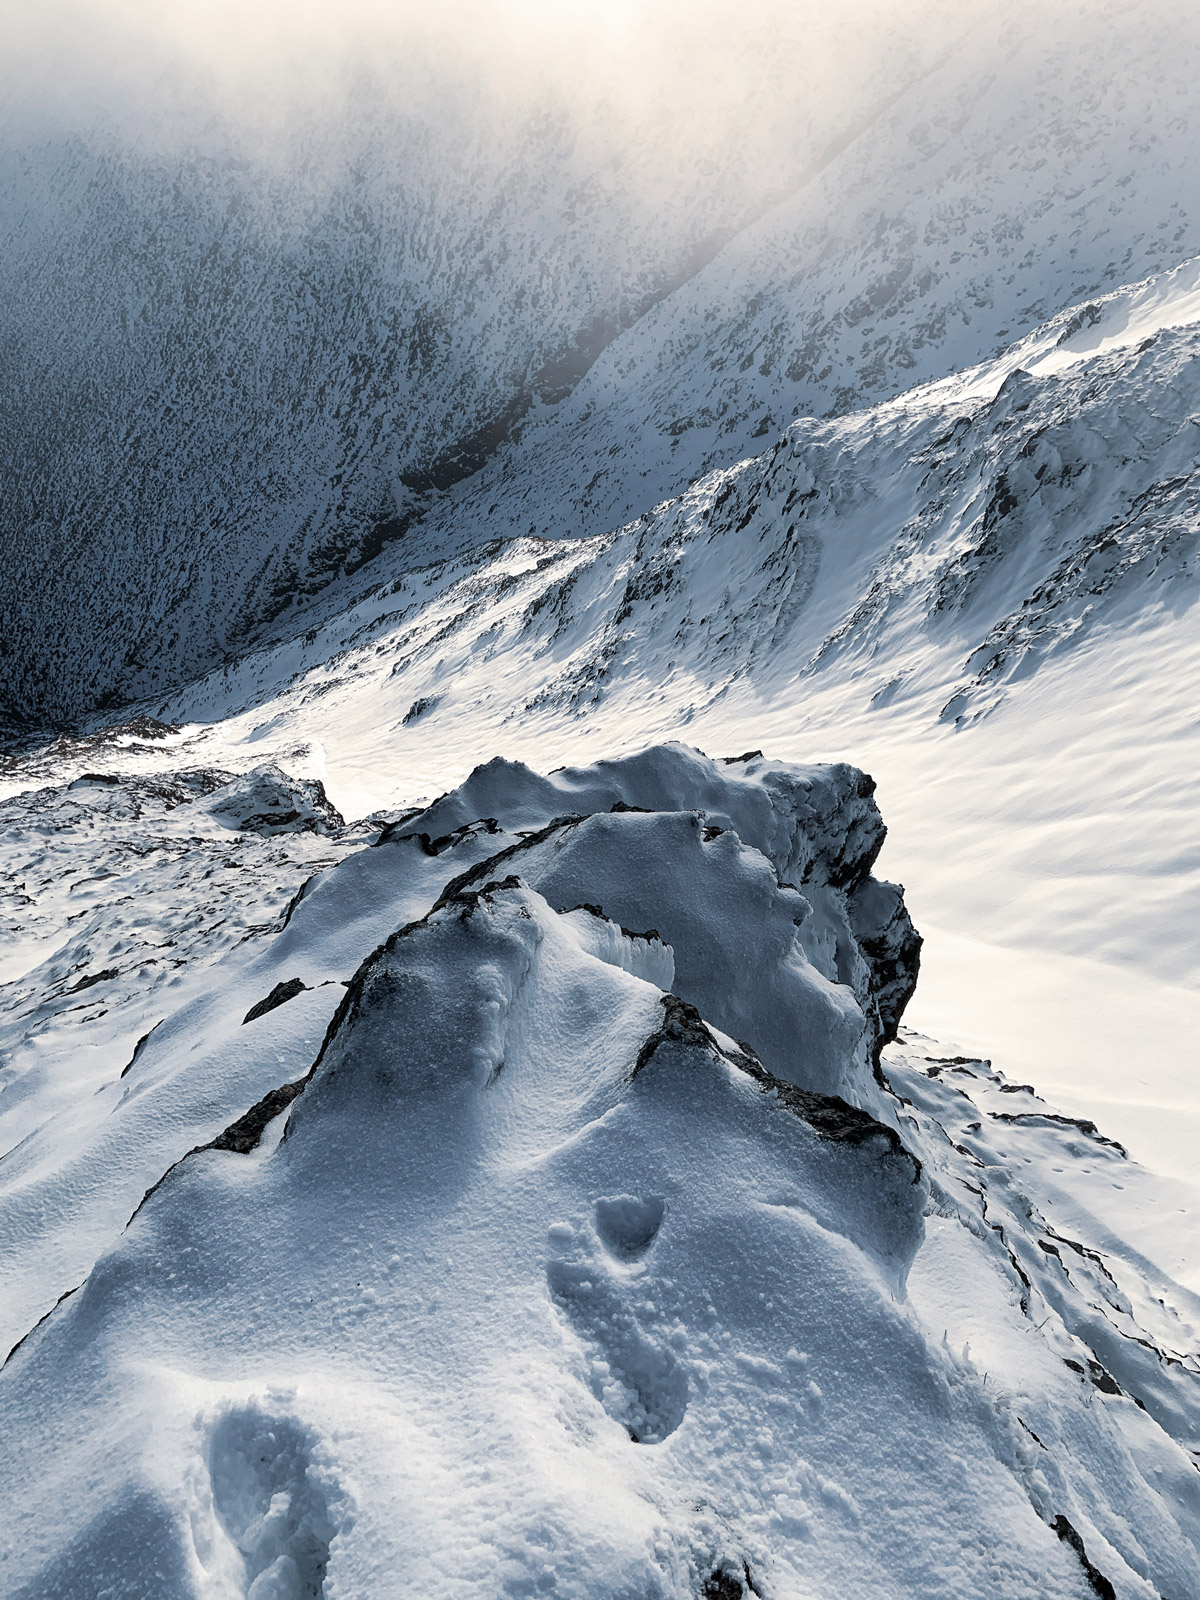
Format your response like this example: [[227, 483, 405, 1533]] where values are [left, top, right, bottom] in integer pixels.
[[4, 0, 1195, 728], [4, 0, 975, 184]]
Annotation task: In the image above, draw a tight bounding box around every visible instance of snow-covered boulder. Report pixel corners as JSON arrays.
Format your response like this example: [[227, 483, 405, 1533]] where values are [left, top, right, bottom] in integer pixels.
[[201, 765, 345, 836]]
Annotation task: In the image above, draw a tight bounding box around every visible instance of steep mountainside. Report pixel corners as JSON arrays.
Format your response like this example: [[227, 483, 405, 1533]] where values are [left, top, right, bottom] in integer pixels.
[[397, 0, 1200, 568], [7, 251, 1197, 1177], [0, 3, 944, 726], [4, 0, 1200, 722]]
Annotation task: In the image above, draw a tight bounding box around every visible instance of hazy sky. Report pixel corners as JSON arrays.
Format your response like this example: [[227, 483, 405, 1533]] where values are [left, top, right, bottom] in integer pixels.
[[5, 0, 976, 160]]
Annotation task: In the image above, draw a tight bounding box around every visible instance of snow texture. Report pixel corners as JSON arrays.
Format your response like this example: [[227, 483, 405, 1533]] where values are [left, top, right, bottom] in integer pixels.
[[4, 9, 1200, 1591], [1, 747, 1197, 1598]]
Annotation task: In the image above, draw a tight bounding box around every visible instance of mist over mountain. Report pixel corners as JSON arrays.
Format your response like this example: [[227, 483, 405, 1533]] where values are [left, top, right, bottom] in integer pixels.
[[0, 0, 952, 725], [4, 5, 1200, 1598], [9, 0, 1199, 725]]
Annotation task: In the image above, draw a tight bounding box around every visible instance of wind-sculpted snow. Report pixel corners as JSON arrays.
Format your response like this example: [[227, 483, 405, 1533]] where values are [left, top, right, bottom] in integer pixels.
[[0, 744, 912, 1350], [2, 745, 1198, 1597]]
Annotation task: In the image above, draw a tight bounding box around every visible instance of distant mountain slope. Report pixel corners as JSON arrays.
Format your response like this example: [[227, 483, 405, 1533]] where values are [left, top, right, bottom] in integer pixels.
[[4, 0, 1200, 723], [0, 7, 940, 726], [81, 256, 1188, 995], [409, 0, 1200, 562]]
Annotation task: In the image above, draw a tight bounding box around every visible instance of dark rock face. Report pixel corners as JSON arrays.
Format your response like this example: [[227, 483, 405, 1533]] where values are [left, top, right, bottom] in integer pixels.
[[1051, 1515, 1117, 1600], [847, 876, 923, 1068], [633, 994, 720, 1077], [66, 968, 119, 994], [243, 978, 311, 1026], [701, 1561, 760, 1598], [204, 1078, 312, 1156]]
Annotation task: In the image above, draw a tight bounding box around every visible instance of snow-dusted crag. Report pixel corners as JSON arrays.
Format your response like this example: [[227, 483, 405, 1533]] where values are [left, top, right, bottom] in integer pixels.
[[2, 746, 1198, 1599]]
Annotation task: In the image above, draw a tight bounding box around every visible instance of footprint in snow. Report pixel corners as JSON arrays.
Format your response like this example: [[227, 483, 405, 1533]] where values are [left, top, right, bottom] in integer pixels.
[[208, 1406, 338, 1600], [592, 1193, 666, 1261], [547, 1198, 685, 1444]]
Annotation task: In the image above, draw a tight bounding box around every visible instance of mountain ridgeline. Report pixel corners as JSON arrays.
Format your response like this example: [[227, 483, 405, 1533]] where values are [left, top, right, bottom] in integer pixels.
[[4, 0, 1200, 727]]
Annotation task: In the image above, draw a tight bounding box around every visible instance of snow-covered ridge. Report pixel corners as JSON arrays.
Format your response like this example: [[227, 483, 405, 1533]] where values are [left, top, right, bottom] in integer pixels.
[[6, 251, 1198, 1037], [97, 239, 1198, 780], [0, 744, 915, 1354], [2, 745, 1198, 1598], [98, 255, 1196, 899]]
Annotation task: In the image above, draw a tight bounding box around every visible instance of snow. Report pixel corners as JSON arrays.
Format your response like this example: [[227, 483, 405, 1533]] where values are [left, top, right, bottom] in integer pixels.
[[13, 248, 1189, 1191], [3, 746, 1197, 1598], [4, 10, 1200, 1587]]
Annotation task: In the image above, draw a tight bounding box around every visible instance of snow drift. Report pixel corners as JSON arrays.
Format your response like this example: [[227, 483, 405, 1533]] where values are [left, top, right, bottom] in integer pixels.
[[2, 746, 1198, 1599]]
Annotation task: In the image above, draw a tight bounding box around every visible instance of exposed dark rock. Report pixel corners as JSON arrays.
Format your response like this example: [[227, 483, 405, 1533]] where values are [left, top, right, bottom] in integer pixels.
[[725, 1033, 921, 1180], [119, 1021, 162, 1078], [67, 968, 119, 994], [1051, 1514, 1117, 1600], [203, 1078, 312, 1155], [370, 808, 427, 847], [1086, 1360, 1123, 1397], [632, 997, 920, 1180], [992, 1110, 1127, 1156], [1062, 1355, 1125, 1398], [633, 995, 718, 1076], [568, 902, 661, 943], [209, 769, 345, 837], [276, 869, 331, 928], [243, 978, 310, 1025], [428, 815, 583, 911], [847, 876, 923, 1072], [702, 1560, 761, 1599], [428, 818, 504, 854], [239, 809, 303, 830], [133, 1068, 318, 1216], [402, 695, 439, 724]]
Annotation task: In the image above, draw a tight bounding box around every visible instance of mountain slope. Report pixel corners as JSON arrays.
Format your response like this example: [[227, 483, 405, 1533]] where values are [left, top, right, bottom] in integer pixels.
[[0, 2, 948, 726], [5, 253, 1198, 1182], [5, 0, 1200, 722]]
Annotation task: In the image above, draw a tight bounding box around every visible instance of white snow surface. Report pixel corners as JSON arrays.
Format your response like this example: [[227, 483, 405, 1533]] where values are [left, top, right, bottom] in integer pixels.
[[2, 745, 1198, 1600], [4, 20, 1200, 1588]]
